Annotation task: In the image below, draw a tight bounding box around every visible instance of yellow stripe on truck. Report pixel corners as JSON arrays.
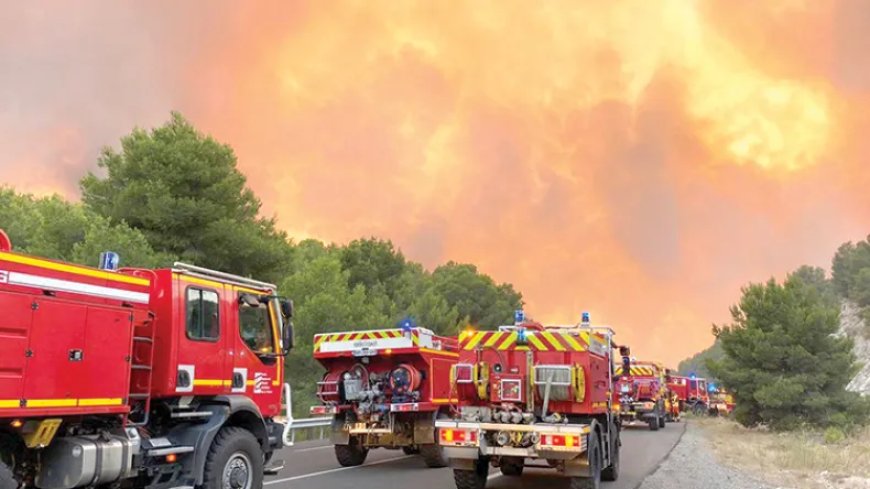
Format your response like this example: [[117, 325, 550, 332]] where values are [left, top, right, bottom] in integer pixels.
[[2, 251, 149, 286], [78, 398, 123, 407], [26, 399, 77, 408]]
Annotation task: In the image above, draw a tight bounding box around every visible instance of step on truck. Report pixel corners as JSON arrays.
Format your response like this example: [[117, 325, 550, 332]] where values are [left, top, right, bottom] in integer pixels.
[[437, 312, 626, 489], [0, 229, 295, 489], [311, 325, 458, 467], [614, 361, 667, 430]]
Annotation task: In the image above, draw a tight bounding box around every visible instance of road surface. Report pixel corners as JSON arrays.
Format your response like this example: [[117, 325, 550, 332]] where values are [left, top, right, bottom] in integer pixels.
[[265, 421, 686, 489]]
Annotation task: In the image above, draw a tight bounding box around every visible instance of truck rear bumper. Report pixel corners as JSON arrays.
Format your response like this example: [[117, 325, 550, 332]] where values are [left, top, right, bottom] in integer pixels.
[[435, 420, 589, 461]]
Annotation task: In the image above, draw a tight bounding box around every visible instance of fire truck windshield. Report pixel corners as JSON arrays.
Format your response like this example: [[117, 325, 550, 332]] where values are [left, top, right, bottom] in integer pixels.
[[239, 302, 275, 354]]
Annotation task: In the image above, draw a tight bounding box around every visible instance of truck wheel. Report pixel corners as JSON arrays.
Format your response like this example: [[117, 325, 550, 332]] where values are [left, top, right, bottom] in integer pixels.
[[419, 444, 448, 468], [335, 437, 368, 467], [453, 457, 489, 489], [402, 446, 420, 455], [570, 434, 601, 489], [202, 427, 264, 489], [601, 427, 619, 482], [658, 411, 666, 429], [648, 414, 660, 431]]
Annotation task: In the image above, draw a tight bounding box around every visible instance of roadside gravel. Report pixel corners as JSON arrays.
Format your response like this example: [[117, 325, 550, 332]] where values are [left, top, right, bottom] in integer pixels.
[[639, 421, 775, 489]]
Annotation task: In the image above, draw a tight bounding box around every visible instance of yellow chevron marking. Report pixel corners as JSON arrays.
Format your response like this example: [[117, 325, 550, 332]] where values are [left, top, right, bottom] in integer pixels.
[[541, 331, 567, 351], [497, 332, 517, 350], [526, 333, 547, 350], [411, 333, 421, 346], [562, 334, 585, 351], [464, 331, 486, 350], [483, 332, 504, 348]]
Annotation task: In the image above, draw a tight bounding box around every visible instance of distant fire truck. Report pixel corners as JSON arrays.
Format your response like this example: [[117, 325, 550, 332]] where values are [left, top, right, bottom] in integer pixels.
[[667, 374, 710, 414], [0, 229, 294, 489], [311, 325, 458, 467], [437, 312, 624, 489], [614, 361, 667, 430]]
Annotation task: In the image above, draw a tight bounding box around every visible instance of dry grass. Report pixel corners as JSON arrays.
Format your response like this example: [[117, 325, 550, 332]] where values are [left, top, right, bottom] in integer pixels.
[[696, 417, 870, 489]]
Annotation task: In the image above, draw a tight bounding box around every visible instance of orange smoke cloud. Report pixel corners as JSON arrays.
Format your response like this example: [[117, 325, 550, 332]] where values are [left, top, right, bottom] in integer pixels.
[[2, 1, 869, 364]]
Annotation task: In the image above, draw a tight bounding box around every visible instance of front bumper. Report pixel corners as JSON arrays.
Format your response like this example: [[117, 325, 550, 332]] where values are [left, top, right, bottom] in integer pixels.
[[435, 420, 590, 461]]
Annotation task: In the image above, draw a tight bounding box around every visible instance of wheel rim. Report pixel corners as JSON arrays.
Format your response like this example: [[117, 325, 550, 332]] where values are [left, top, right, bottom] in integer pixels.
[[223, 452, 253, 489]]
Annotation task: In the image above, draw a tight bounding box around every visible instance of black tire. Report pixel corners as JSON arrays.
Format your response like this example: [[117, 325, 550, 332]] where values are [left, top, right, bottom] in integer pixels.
[[499, 457, 524, 476], [453, 457, 489, 489], [648, 414, 659, 431], [601, 426, 619, 482], [419, 443, 448, 468], [570, 433, 601, 489], [658, 411, 666, 428], [202, 427, 265, 489], [335, 437, 368, 467], [402, 446, 420, 455]]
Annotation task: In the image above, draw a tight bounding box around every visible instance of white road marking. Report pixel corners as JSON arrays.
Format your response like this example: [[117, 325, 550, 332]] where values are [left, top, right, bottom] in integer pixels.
[[487, 473, 502, 480], [264, 455, 413, 485]]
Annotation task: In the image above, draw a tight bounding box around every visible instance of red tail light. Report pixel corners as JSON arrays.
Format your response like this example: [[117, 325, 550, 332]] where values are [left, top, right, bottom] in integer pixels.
[[439, 428, 478, 444], [540, 434, 581, 447]]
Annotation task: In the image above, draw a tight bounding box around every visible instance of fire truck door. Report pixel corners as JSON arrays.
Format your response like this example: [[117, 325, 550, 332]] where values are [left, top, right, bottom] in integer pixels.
[[23, 299, 87, 405], [176, 284, 229, 394], [0, 291, 34, 403], [232, 292, 280, 414], [78, 306, 135, 404]]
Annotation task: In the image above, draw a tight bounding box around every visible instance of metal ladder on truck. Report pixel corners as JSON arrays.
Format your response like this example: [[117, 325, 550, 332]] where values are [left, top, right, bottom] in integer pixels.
[[128, 310, 156, 426]]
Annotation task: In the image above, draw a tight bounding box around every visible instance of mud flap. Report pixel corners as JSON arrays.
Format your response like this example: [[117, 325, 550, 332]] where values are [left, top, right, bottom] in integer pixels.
[[331, 413, 350, 445], [413, 412, 437, 444]]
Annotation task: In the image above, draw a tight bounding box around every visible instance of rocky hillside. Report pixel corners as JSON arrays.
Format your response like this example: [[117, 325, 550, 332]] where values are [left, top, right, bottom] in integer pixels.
[[840, 300, 870, 394]]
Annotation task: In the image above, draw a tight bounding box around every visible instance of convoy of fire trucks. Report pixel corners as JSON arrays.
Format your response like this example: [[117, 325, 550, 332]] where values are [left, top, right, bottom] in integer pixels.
[[0, 227, 728, 489]]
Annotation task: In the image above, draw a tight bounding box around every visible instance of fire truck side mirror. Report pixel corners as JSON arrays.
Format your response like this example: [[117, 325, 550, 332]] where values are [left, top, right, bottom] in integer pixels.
[[280, 298, 294, 319], [280, 298, 295, 354]]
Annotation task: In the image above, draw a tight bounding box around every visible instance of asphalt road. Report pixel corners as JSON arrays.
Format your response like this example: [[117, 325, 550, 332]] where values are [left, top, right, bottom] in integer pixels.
[[265, 421, 686, 489]]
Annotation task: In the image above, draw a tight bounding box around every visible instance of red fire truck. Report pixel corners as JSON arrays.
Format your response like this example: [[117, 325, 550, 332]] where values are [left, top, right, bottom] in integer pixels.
[[311, 326, 457, 467], [437, 315, 624, 489], [0, 230, 294, 489], [614, 361, 667, 431], [667, 374, 710, 414]]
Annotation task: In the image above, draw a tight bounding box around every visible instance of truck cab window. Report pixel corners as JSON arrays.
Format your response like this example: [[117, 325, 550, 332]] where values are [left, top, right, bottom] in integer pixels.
[[239, 301, 274, 354], [186, 288, 220, 340]]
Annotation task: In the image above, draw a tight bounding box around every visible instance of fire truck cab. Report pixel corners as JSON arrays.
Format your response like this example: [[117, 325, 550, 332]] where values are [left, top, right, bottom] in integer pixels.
[[437, 313, 623, 489], [0, 230, 294, 489]]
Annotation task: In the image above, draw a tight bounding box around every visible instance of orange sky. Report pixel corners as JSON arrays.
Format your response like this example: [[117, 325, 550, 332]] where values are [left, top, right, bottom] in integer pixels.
[[2, 1, 869, 364]]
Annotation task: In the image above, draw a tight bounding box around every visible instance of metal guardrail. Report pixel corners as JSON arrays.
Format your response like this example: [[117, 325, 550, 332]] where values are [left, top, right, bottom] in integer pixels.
[[281, 383, 333, 446]]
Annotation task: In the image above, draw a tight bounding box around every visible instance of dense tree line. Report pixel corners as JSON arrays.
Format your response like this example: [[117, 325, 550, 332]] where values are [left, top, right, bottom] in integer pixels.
[[833, 236, 870, 325], [676, 340, 722, 378], [0, 113, 523, 416]]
